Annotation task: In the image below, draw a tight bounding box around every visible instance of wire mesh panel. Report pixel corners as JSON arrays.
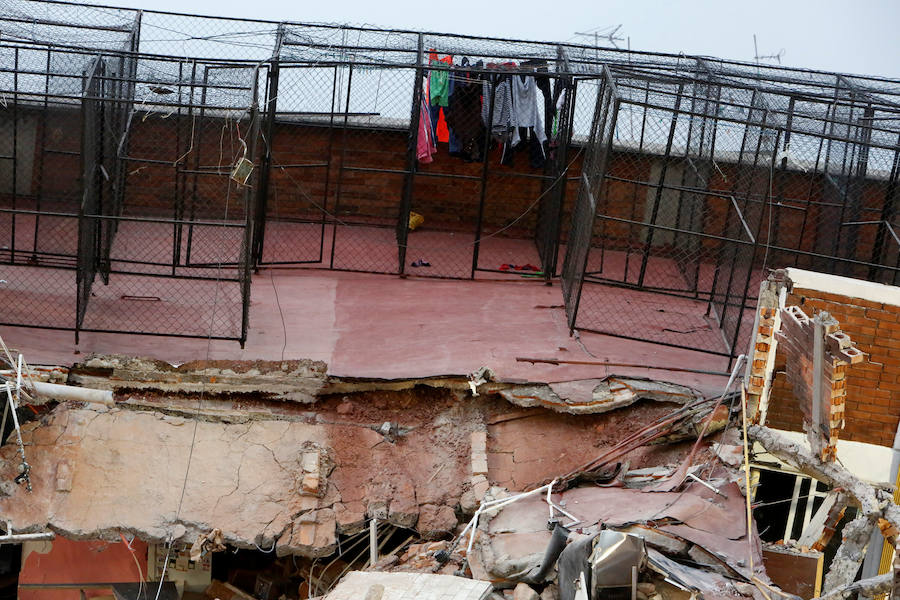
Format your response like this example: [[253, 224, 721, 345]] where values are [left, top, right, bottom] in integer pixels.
[[760, 96, 900, 284], [0, 0, 139, 51], [76, 57, 103, 338], [257, 63, 339, 265], [0, 44, 97, 268], [0, 43, 102, 330], [562, 66, 900, 357], [0, 38, 257, 342], [1, 0, 900, 353], [77, 56, 259, 341], [561, 68, 616, 328], [270, 28, 590, 279], [406, 61, 578, 279], [563, 71, 764, 356]]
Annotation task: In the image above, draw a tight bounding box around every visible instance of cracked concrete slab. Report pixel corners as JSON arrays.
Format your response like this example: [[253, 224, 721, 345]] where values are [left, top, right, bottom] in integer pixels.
[[67, 356, 328, 403], [0, 393, 477, 555], [498, 376, 701, 415], [0, 374, 729, 561]]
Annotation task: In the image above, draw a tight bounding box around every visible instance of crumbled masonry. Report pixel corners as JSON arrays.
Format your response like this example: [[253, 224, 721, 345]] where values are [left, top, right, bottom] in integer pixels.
[[3, 272, 899, 599], [0, 360, 724, 557]]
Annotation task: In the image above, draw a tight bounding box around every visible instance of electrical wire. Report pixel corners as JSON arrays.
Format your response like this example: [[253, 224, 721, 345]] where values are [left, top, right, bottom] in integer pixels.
[[266, 144, 585, 254], [151, 101, 259, 600], [267, 191, 288, 363]]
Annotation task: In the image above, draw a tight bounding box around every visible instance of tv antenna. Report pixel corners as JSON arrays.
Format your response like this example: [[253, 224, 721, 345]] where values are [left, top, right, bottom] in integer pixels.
[[753, 34, 785, 64], [574, 25, 625, 49]]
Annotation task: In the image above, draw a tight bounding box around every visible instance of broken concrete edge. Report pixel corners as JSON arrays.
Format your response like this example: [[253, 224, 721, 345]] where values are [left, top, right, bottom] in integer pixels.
[[749, 424, 900, 596], [12, 517, 298, 556], [54, 354, 710, 416], [1, 393, 732, 567]]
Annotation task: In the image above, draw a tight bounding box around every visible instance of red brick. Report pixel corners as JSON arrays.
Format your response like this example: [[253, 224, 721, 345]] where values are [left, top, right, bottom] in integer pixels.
[[867, 309, 899, 322], [875, 337, 900, 350], [877, 321, 900, 333], [849, 298, 885, 310]]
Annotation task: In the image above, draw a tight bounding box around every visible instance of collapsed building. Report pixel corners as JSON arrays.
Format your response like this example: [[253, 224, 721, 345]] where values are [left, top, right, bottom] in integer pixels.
[[0, 0, 898, 599], [0, 268, 897, 600]]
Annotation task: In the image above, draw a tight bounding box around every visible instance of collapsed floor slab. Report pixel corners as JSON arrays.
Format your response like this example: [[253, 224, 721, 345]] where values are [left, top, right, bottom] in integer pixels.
[[0, 371, 721, 557]]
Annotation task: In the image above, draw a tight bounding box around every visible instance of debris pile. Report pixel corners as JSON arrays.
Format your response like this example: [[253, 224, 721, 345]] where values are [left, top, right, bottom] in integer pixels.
[[1, 269, 899, 599]]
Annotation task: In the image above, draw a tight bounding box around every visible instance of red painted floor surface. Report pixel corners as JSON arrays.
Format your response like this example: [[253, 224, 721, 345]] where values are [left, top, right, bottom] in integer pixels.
[[3, 268, 734, 397], [0, 214, 745, 395]]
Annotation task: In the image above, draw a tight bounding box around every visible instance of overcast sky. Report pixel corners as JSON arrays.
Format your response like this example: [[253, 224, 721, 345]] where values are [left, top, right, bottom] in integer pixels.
[[90, 0, 900, 80]]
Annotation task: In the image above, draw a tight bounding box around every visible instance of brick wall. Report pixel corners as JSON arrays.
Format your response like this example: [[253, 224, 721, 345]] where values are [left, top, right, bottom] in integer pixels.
[[766, 288, 900, 447], [268, 121, 584, 236], [1, 105, 894, 262]]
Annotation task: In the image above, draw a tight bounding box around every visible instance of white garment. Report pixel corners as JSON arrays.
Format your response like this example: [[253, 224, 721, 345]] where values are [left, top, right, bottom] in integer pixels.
[[511, 75, 547, 146]]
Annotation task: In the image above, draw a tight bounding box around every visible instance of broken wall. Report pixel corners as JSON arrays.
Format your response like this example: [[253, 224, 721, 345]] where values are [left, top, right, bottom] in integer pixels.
[[766, 284, 900, 446], [0, 382, 704, 556]]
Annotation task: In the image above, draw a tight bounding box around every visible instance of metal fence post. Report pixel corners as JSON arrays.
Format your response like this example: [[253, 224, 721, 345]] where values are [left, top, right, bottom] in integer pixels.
[[637, 82, 684, 288], [471, 77, 499, 278], [241, 97, 261, 348], [328, 62, 355, 269], [397, 33, 424, 276], [870, 133, 900, 281], [252, 23, 284, 269]]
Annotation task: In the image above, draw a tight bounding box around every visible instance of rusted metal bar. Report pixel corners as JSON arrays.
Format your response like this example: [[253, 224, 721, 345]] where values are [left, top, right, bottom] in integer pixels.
[[515, 357, 729, 376]]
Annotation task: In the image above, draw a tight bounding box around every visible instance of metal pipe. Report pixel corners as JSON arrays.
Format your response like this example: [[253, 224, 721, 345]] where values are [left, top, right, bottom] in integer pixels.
[[30, 381, 114, 406], [520, 523, 570, 584], [0, 531, 55, 544], [368, 518, 378, 567]]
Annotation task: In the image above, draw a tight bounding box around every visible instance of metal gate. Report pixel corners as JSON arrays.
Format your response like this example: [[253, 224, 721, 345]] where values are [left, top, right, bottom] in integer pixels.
[[256, 57, 339, 266]]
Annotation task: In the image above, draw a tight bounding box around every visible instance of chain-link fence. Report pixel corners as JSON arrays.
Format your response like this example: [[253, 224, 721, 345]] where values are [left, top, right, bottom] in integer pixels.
[[560, 66, 900, 357], [0, 35, 257, 343], [1, 0, 899, 354], [253, 27, 587, 280]]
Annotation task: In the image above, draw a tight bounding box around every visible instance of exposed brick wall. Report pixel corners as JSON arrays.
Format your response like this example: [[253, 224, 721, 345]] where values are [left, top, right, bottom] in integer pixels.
[[1, 106, 894, 262], [267, 122, 584, 236], [766, 288, 900, 447]]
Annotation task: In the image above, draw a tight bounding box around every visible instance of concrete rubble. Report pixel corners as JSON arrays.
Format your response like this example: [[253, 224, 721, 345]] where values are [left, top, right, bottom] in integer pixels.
[[0, 360, 729, 554], [2, 268, 899, 600]]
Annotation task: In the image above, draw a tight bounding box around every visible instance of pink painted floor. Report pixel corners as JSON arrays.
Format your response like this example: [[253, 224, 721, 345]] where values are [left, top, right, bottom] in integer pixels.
[[259, 220, 545, 280], [4, 268, 734, 397]]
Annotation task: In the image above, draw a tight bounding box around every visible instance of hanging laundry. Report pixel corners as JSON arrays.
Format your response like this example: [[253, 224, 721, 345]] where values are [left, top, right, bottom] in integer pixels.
[[417, 76, 437, 164], [427, 52, 453, 146], [511, 74, 546, 146], [445, 70, 485, 162], [482, 75, 515, 140], [445, 75, 460, 153], [510, 74, 547, 168], [428, 52, 452, 107], [536, 74, 554, 139], [551, 88, 567, 141], [521, 59, 554, 139]]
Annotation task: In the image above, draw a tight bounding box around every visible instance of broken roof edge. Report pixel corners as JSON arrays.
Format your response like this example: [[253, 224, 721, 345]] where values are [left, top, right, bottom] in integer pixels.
[[785, 267, 900, 308], [62, 355, 709, 416]]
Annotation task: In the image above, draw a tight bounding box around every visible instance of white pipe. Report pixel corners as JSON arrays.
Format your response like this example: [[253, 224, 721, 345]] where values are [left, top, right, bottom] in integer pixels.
[[15, 355, 22, 395], [5, 383, 25, 458], [547, 482, 554, 521], [368, 518, 378, 567], [29, 381, 114, 406], [462, 480, 558, 557], [0, 531, 54, 543], [547, 500, 580, 524]]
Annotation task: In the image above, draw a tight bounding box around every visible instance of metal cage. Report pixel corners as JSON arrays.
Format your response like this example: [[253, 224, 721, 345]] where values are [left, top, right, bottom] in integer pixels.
[[1, 0, 898, 354]]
